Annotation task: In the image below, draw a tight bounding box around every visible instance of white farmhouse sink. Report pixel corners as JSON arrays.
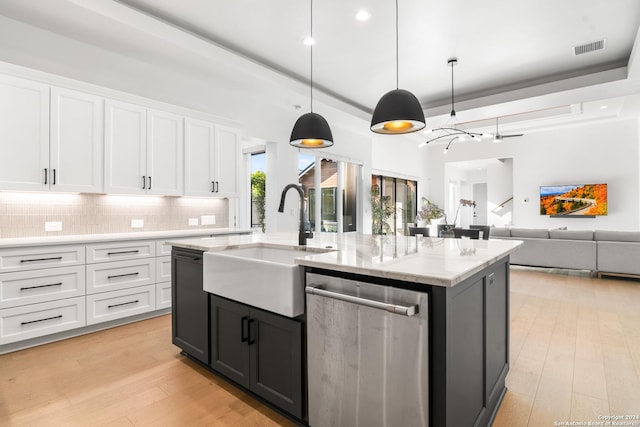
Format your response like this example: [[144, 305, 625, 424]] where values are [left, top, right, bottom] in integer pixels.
[[203, 246, 320, 317]]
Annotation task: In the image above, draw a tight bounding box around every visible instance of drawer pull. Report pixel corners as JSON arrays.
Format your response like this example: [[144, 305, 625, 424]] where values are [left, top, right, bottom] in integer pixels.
[[21, 314, 63, 326], [173, 254, 201, 262], [107, 272, 140, 280], [20, 282, 63, 291], [20, 257, 63, 263], [107, 250, 140, 256], [108, 300, 139, 309]]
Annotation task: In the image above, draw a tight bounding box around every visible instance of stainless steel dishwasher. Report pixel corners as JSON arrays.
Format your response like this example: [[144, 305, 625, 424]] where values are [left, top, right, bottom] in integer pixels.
[[305, 272, 429, 427]]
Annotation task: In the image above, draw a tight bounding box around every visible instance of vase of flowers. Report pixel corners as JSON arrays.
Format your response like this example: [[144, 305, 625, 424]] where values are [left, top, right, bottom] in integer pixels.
[[415, 198, 445, 226], [452, 198, 476, 226]]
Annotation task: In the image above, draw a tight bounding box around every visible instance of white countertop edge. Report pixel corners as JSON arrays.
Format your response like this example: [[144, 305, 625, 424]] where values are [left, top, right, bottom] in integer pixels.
[[0, 228, 254, 248], [168, 234, 522, 288], [295, 245, 521, 288]]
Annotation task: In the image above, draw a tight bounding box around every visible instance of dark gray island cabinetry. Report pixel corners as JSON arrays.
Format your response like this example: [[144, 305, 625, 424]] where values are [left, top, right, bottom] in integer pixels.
[[168, 233, 522, 427], [210, 295, 303, 419], [171, 247, 208, 364]]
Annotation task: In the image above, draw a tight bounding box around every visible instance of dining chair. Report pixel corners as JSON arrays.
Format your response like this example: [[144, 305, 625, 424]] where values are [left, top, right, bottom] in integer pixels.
[[408, 226, 430, 236], [453, 228, 481, 239], [469, 225, 490, 240]]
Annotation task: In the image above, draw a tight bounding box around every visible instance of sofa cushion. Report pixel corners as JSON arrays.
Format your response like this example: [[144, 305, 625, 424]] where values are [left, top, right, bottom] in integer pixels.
[[510, 228, 549, 239], [594, 230, 640, 242], [549, 229, 594, 240], [509, 238, 596, 270], [489, 227, 511, 238]]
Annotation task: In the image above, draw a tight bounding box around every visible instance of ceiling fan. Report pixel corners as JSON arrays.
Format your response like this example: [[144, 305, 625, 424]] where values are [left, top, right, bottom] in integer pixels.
[[488, 117, 524, 143]]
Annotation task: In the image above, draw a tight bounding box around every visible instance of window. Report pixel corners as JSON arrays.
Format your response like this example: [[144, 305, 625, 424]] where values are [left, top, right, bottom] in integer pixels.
[[371, 175, 417, 235], [298, 154, 360, 233], [250, 152, 266, 231]]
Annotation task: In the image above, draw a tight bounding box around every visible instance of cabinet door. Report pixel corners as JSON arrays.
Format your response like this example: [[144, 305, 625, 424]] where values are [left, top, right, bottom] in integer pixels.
[[214, 125, 239, 197], [250, 308, 302, 419], [146, 109, 183, 196], [209, 295, 251, 388], [485, 264, 508, 401], [184, 118, 215, 196], [50, 87, 103, 193], [0, 74, 49, 191], [171, 249, 209, 364], [104, 100, 147, 194]]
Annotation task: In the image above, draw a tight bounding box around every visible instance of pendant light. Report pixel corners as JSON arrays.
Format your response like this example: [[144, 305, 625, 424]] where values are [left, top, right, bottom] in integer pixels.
[[370, 0, 425, 134], [290, 0, 333, 148]]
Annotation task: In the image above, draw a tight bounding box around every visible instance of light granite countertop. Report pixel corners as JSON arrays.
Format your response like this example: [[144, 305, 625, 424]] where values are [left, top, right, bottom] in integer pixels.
[[167, 232, 523, 287], [0, 228, 254, 249]]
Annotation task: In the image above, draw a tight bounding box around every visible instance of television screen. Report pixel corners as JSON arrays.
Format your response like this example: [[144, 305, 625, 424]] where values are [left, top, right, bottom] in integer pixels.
[[539, 184, 607, 216]]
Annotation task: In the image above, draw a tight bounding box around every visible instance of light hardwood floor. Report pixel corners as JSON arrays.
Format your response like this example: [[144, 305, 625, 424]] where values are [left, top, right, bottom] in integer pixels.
[[1, 268, 639, 426]]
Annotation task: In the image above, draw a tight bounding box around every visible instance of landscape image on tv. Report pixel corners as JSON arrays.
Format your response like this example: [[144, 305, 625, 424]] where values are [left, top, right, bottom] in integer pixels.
[[539, 184, 607, 216]]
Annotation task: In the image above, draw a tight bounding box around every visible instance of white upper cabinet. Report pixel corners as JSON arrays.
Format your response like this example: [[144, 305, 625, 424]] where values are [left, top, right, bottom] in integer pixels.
[[105, 101, 183, 196], [50, 87, 104, 193], [215, 125, 239, 197], [184, 118, 239, 197], [0, 75, 50, 191], [104, 100, 147, 194], [146, 109, 183, 196], [184, 118, 215, 196]]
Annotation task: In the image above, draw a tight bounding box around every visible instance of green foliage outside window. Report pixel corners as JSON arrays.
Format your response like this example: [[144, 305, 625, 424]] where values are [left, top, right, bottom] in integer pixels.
[[251, 171, 266, 232]]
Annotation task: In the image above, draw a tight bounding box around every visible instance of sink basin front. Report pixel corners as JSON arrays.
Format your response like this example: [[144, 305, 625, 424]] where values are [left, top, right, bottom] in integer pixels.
[[203, 246, 318, 317]]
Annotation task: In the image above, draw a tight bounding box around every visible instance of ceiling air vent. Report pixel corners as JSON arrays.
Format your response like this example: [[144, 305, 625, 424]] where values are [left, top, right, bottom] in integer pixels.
[[573, 39, 606, 56]]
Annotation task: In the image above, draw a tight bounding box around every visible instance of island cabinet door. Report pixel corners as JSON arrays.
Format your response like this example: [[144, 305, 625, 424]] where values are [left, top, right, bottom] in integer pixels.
[[485, 263, 509, 402], [171, 249, 208, 364], [249, 308, 303, 420], [209, 295, 251, 389]]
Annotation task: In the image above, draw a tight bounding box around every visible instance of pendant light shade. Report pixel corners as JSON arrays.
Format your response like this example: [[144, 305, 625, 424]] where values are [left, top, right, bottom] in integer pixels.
[[290, 112, 334, 148], [289, 0, 333, 149], [370, 89, 425, 134], [370, 0, 425, 135]]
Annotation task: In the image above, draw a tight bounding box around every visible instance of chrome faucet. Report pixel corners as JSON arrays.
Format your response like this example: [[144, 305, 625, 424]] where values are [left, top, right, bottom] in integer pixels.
[[278, 184, 313, 246]]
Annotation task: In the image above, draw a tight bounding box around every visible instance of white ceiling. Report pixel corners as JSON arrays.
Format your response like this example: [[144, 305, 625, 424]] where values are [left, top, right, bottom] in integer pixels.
[[1, 0, 639, 134]]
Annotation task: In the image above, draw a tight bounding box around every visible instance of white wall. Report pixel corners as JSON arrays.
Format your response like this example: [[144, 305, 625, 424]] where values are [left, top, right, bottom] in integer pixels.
[[513, 119, 639, 230], [426, 118, 640, 231], [487, 158, 513, 227]]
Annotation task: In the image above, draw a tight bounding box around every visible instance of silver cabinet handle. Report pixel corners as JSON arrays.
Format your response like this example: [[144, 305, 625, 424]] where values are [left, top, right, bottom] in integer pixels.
[[305, 286, 419, 316]]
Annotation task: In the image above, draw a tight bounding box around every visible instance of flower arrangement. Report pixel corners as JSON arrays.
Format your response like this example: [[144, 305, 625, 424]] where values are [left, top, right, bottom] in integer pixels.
[[416, 198, 445, 224], [452, 198, 476, 225]]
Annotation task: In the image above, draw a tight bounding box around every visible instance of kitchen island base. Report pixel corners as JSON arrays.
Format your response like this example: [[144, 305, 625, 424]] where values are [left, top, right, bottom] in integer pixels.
[[304, 255, 509, 427]]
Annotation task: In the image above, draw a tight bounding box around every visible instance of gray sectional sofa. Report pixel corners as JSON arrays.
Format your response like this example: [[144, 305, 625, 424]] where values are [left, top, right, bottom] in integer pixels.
[[490, 227, 640, 278]]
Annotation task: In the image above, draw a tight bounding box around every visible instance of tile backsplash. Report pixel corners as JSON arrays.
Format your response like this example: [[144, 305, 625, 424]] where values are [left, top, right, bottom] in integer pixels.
[[0, 192, 229, 238]]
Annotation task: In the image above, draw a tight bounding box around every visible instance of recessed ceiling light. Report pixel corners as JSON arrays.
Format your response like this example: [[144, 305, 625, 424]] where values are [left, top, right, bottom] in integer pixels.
[[355, 10, 370, 21], [600, 105, 608, 109], [303, 37, 314, 46]]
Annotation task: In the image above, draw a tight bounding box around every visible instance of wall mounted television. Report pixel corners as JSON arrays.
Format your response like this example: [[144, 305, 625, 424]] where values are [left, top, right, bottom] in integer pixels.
[[539, 184, 607, 216]]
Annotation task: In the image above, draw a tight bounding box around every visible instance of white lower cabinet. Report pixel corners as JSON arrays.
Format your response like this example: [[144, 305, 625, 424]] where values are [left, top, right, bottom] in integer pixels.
[[0, 265, 85, 309], [86, 258, 155, 294], [86, 284, 155, 325], [0, 296, 86, 345], [0, 245, 85, 273], [156, 282, 172, 310], [0, 233, 217, 350]]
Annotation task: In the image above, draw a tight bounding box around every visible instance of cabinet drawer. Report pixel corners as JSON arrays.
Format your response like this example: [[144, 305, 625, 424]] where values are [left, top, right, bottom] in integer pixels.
[[0, 296, 86, 345], [86, 240, 155, 263], [86, 285, 155, 325], [0, 266, 85, 309], [86, 258, 155, 295], [156, 281, 171, 309], [156, 255, 171, 282], [0, 245, 85, 273], [156, 240, 172, 256]]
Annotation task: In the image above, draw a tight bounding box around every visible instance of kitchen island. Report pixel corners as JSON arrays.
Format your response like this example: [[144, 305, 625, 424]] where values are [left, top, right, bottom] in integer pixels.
[[167, 232, 522, 427]]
